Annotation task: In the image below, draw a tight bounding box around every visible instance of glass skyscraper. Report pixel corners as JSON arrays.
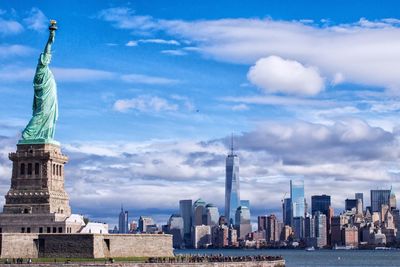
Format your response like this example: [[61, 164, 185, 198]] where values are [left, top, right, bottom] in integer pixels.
[[371, 189, 391, 212], [290, 180, 305, 218], [225, 145, 240, 225], [311, 194, 331, 216]]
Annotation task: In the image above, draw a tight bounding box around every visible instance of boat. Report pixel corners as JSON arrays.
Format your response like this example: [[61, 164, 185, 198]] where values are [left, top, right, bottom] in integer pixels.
[[305, 246, 315, 251]]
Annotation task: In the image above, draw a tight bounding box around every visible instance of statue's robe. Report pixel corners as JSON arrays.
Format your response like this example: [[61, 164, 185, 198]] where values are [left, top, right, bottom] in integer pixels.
[[22, 52, 58, 141]]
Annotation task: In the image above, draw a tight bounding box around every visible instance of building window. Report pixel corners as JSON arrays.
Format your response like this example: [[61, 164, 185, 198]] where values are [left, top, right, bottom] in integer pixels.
[[35, 163, 40, 175], [21, 227, 25, 233], [20, 163, 25, 175], [59, 165, 62, 176], [39, 227, 43, 233], [58, 227, 62, 233], [53, 164, 55, 175], [0, 228, 2, 233], [27, 227, 31, 233], [53, 227, 56, 233], [27, 163, 32, 175], [47, 227, 51, 233]]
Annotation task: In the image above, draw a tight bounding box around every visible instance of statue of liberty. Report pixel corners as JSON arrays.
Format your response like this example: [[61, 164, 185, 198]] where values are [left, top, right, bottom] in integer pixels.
[[20, 20, 59, 145]]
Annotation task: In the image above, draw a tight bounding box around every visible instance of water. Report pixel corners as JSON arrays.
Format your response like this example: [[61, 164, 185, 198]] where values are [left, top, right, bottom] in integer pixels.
[[175, 248, 400, 267]]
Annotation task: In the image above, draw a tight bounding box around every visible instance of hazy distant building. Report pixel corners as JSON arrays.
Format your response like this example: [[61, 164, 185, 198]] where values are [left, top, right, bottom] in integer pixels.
[[390, 190, 397, 210], [240, 200, 250, 210], [235, 206, 251, 240], [206, 204, 219, 226], [138, 216, 154, 233], [192, 225, 211, 248], [371, 190, 390, 212], [118, 206, 128, 234], [225, 141, 240, 225], [193, 198, 207, 226], [291, 180, 305, 218], [355, 193, 364, 211], [167, 214, 184, 248]]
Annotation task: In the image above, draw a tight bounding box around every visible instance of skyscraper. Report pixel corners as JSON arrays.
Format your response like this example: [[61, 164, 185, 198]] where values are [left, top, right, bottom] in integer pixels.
[[290, 180, 305, 218], [193, 198, 207, 226], [179, 199, 192, 237], [118, 206, 128, 234], [225, 138, 240, 225], [167, 214, 184, 248], [283, 198, 292, 226], [206, 203, 220, 226], [371, 190, 391, 212], [235, 206, 251, 240], [311, 195, 331, 216], [314, 211, 327, 248]]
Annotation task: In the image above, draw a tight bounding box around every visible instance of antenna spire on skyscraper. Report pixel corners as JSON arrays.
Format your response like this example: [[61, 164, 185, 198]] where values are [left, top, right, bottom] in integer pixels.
[[230, 133, 234, 155]]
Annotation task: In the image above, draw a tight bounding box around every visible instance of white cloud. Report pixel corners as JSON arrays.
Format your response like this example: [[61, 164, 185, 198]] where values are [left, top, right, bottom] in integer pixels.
[[113, 95, 178, 112], [0, 18, 23, 35], [121, 73, 179, 85], [161, 49, 187, 56], [231, 104, 249, 111], [97, 8, 400, 91], [0, 45, 33, 58], [23, 7, 47, 32], [52, 68, 116, 82], [138, 39, 180, 45], [125, 40, 138, 47], [247, 56, 324, 96]]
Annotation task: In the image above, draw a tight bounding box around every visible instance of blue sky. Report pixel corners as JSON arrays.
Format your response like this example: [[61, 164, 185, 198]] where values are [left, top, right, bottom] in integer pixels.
[[1, 1, 400, 227]]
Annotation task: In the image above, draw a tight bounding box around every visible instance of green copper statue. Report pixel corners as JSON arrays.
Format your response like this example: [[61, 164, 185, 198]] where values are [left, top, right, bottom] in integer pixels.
[[19, 20, 59, 145]]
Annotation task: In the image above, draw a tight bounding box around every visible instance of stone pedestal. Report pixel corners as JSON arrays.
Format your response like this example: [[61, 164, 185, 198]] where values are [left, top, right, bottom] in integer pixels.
[[0, 143, 79, 233]]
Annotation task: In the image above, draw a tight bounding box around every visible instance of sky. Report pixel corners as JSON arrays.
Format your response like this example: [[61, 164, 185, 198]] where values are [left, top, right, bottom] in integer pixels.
[[1, 0, 400, 227]]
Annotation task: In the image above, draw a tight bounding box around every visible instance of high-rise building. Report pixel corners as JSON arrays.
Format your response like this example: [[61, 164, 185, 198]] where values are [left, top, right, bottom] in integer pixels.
[[118, 206, 128, 234], [192, 198, 207, 226], [225, 139, 240, 225], [258, 215, 267, 231], [206, 203, 220, 226], [167, 214, 184, 248], [266, 214, 279, 242], [235, 206, 251, 240], [314, 211, 327, 248], [214, 225, 229, 247], [355, 193, 364, 211], [179, 199, 192, 237], [311, 195, 331, 216], [292, 216, 305, 240], [291, 180, 305, 218], [305, 214, 315, 239], [371, 190, 391, 212], [345, 199, 358, 212], [283, 198, 292, 226]]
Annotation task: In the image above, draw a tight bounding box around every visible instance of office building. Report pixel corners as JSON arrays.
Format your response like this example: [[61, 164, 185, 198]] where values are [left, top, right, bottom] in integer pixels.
[[283, 198, 292, 226], [192, 225, 211, 249], [179, 199, 192, 237], [193, 198, 207, 226], [371, 190, 391, 212], [118, 206, 128, 234], [225, 140, 240, 225], [235, 206, 251, 240], [258, 215, 267, 231], [345, 199, 358, 212], [311, 195, 331, 216], [240, 200, 250, 210], [291, 180, 305, 218], [292, 216, 305, 240], [206, 203, 219, 226], [266, 214, 279, 242], [355, 193, 364, 212], [167, 214, 184, 248], [315, 211, 327, 248]]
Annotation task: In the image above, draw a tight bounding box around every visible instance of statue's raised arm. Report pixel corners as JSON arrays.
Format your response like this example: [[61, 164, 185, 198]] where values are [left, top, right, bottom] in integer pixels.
[[44, 20, 57, 54], [19, 20, 59, 145]]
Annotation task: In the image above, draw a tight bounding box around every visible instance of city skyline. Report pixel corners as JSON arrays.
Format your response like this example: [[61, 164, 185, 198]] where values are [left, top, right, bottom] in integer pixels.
[[1, 0, 400, 227]]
